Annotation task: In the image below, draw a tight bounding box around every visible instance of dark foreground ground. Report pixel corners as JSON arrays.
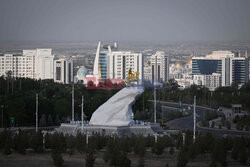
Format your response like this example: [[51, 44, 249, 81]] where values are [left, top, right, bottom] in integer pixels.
[[0, 149, 248, 167]]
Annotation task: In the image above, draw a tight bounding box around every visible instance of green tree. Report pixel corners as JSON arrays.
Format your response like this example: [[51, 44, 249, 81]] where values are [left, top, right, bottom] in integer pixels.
[[85, 150, 95, 167], [3, 130, 12, 155], [51, 152, 64, 167], [47, 114, 54, 126], [134, 139, 146, 157], [152, 141, 165, 157], [138, 157, 144, 167], [177, 148, 188, 167], [169, 146, 175, 155], [226, 121, 231, 130], [239, 148, 247, 165], [76, 133, 86, 154], [13, 129, 28, 154], [116, 152, 131, 167], [66, 135, 76, 157], [30, 131, 44, 153], [39, 114, 47, 127]]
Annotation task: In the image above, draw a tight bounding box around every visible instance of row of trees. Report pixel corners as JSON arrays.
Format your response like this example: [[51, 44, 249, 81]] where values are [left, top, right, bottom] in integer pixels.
[[1, 76, 250, 127], [0, 129, 249, 167]]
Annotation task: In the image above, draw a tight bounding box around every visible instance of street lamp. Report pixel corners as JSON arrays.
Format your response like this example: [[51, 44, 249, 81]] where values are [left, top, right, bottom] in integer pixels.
[[1, 105, 4, 128]]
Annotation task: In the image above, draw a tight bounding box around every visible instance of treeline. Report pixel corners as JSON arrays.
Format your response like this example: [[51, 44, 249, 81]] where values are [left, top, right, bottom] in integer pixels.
[[0, 129, 249, 167], [0, 77, 119, 127], [1, 76, 250, 127]]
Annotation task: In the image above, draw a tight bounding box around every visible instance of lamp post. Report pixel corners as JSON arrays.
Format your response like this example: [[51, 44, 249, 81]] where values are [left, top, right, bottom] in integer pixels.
[[193, 96, 196, 143], [1, 105, 4, 128], [36, 93, 38, 132], [81, 96, 84, 132]]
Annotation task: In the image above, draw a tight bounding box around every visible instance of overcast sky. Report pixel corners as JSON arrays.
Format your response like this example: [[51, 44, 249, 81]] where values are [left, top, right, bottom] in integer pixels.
[[0, 0, 250, 42]]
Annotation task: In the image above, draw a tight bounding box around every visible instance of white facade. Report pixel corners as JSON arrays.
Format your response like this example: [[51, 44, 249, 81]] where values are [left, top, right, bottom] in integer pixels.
[[0, 49, 54, 80], [193, 73, 221, 91], [193, 75, 205, 86], [150, 51, 169, 82], [35, 49, 54, 80], [54, 58, 74, 84], [93, 41, 144, 82], [107, 51, 143, 80], [204, 73, 221, 91]]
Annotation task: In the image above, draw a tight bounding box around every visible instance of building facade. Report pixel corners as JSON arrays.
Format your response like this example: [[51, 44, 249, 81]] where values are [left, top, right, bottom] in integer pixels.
[[192, 51, 249, 87], [54, 58, 74, 84], [0, 49, 54, 80], [93, 41, 144, 82], [150, 51, 169, 83]]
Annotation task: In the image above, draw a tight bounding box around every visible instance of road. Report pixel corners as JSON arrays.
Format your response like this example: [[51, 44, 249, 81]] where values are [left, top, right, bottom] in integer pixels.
[[158, 101, 250, 137]]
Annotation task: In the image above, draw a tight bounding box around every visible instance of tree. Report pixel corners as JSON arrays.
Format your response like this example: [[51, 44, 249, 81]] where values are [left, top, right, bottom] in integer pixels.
[[51, 133, 66, 154], [85, 150, 95, 167], [239, 148, 247, 165], [177, 148, 188, 167], [47, 114, 54, 126], [30, 131, 44, 153], [3, 130, 12, 155], [226, 121, 231, 130], [51, 152, 64, 167], [54, 114, 60, 126], [134, 139, 146, 157], [152, 141, 165, 157], [231, 145, 239, 160], [39, 114, 47, 127], [116, 152, 131, 167], [169, 146, 175, 155], [66, 135, 76, 157], [13, 129, 28, 154], [45, 133, 52, 149], [211, 121, 215, 128], [76, 133, 86, 154], [138, 158, 144, 167]]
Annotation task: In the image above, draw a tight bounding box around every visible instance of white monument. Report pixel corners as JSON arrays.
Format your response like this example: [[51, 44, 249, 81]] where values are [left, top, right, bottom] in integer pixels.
[[89, 86, 144, 126]]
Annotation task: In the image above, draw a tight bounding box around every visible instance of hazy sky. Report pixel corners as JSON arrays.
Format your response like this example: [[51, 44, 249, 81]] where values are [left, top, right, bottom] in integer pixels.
[[0, 0, 250, 42]]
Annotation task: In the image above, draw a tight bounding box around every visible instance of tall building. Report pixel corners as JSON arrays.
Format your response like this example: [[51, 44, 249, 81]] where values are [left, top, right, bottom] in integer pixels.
[[108, 51, 143, 80], [192, 51, 249, 87], [150, 51, 169, 83], [35, 49, 54, 80], [0, 49, 54, 80], [54, 58, 74, 84], [93, 41, 144, 82]]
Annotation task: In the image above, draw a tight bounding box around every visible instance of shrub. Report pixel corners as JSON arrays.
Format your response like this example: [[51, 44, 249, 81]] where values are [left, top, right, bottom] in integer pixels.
[[85, 150, 95, 167], [51, 152, 64, 167]]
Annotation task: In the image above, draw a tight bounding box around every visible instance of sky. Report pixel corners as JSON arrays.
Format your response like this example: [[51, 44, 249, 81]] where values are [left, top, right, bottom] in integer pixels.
[[0, 0, 250, 43]]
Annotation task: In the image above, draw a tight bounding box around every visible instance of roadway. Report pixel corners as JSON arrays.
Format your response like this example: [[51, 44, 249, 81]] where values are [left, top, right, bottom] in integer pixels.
[[158, 101, 250, 137]]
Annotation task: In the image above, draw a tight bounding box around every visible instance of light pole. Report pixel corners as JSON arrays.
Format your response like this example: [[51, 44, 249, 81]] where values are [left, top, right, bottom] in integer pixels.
[[36, 93, 38, 132], [72, 84, 74, 122], [81, 96, 84, 132], [1, 105, 4, 128], [193, 96, 196, 143]]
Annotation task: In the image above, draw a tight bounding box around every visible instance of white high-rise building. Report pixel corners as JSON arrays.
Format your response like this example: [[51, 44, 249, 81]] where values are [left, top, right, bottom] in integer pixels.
[[93, 41, 144, 82], [0, 48, 54, 80], [54, 58, 74, 84], [35, 49, 54, 80], [108, 51, 143, 80], [150, 51, 169, 83]]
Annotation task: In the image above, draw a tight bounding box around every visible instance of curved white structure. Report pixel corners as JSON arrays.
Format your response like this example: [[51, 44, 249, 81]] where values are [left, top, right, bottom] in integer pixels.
[[89, 86, 144, 126]]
